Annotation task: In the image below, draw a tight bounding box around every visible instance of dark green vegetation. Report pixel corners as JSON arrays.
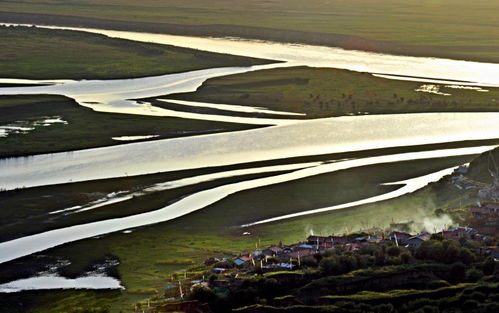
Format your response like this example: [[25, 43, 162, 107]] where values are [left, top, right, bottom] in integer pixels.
[[185, 237, 498, 313], [0, 25, 268, 80], [0, 95, 258, 158], [1, 1, 498, 62], [169, 67, 499, 118]]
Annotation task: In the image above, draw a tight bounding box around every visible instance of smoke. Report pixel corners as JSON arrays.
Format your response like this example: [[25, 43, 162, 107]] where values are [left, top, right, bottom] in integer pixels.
[[417, 214, 454, 233], [304, 224, 315, 236]]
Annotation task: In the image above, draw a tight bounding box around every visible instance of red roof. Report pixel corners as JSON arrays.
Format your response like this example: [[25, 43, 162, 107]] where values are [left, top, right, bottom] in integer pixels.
[[330, 236, 349, 244], [470, 206, 489, 213], [389, 231, 412, 239], [418, 233, 432, 241], [268, 246, 283, 253], [288, 249, 317, 258], [320, 242, 334, 249], [440, 231, 458, 239]]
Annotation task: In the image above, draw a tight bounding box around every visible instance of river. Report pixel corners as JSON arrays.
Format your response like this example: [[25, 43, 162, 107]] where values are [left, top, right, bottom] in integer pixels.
[[0, 24, 498, 287]]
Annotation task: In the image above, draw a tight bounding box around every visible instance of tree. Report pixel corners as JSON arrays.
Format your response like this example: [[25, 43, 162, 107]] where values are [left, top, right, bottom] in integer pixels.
[[449, 262, 466, 283], [400, 252, 412, 264], [319, 256, 340, 275], [482, 257, 496, 275], [465, 268, 483, 282], [459, 248, 475, 265], [386, 246, 402, 257], [430, 233, 444, 241], [189, 286, 218, 304]]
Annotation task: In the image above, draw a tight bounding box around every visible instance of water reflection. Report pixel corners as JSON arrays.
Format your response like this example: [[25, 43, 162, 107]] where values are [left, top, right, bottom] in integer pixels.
[[4, 23, 499, 86], [0, 274, 124, 293], [1, 112, 499, 190], [0, 145, 494, 265]]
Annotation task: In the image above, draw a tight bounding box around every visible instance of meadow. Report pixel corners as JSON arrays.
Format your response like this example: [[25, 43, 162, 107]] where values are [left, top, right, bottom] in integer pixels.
[[0, 25, 268, 80], [0, 95, 258, 158], [0, 12, 497, 312], [1, 146, 486, 312], [168, 66, 499, 118], [0, 1, 498, 62]]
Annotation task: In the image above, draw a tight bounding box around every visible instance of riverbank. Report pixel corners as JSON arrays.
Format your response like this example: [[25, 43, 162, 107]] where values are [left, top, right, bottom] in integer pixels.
[[146, 225, 498, 313], [0, 25, 270, 80], [0, 0, 498, 63], [0, 95, 260, 159], [0, 148, 482, 312], [168, 66, 499, 119]]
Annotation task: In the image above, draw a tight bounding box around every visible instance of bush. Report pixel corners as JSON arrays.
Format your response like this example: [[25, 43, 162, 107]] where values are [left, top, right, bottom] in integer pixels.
[[462, 299, 479, 311], [459, 248, 475, 265], [482, 257, 496, 275], [189, 286, 218, 304], [386, 246, 402, 257], [465, 268, 483, 282], [301, 255, 318, 267], [374, 303, 395, 313], [414, 305, 439, 313], [319, 256, 340, 275], [400, 252, 412, 264], [449, 262, 466, 283]]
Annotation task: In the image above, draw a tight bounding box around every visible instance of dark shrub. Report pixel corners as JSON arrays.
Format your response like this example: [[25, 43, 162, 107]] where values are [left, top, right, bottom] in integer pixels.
[[465, 268, 483, 282]]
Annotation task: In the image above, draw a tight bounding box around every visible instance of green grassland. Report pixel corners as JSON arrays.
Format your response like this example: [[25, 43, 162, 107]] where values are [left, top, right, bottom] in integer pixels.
[[1, 149, 483, 312], [2, 140, 492, 240], [0, 0, 498, 62], [169, 66, 499, 118], [0, 25, 268, 80], [0, 95, 259, 158]]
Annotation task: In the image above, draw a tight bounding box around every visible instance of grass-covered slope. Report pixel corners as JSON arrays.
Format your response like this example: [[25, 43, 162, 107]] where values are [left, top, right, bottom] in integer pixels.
[[466, 147, 499, 184]]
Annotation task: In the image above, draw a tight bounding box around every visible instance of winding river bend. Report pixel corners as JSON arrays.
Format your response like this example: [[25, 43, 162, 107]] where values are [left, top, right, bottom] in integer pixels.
[[1, 24, 499, 274]]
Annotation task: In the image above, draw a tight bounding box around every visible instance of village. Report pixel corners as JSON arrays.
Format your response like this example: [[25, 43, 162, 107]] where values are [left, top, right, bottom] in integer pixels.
[[226, 203, 499, 272], [145, 201, 498, 312], [221, 202, 498, 271]]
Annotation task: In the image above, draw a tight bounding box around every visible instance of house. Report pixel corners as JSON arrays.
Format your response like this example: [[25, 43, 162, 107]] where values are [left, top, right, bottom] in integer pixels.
[[406, 233, 431, 248], [476, 246, 497, 256], [354, 236, 367, 242], [484, 202, 499, 213], [211, 267, 227, 274], [262, 246, 283, 256], [470, 206, 490, 219], [417, 232, 432, 241], [367, 235, 382, 243], [329, 236, 349, 245], [319, 242, 335, 250], [307, 235, 350, 246], [344, 243, 361, 251], [439, 227, 477, 239], [306, 236, 331, 245], [234, 255, 252, 266], [277, 263, 295, 270], [288, 248, 317, 259], [406, 236, 426, 248], [388, 231, 412, 245], [298, 244, 315, 250], [454, 165, 469, 174]]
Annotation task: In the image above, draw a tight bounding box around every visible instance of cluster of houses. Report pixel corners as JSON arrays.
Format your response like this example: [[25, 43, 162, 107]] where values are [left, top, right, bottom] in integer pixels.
[[227, 224, 496, 269], [467, 202, 499, 236]]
